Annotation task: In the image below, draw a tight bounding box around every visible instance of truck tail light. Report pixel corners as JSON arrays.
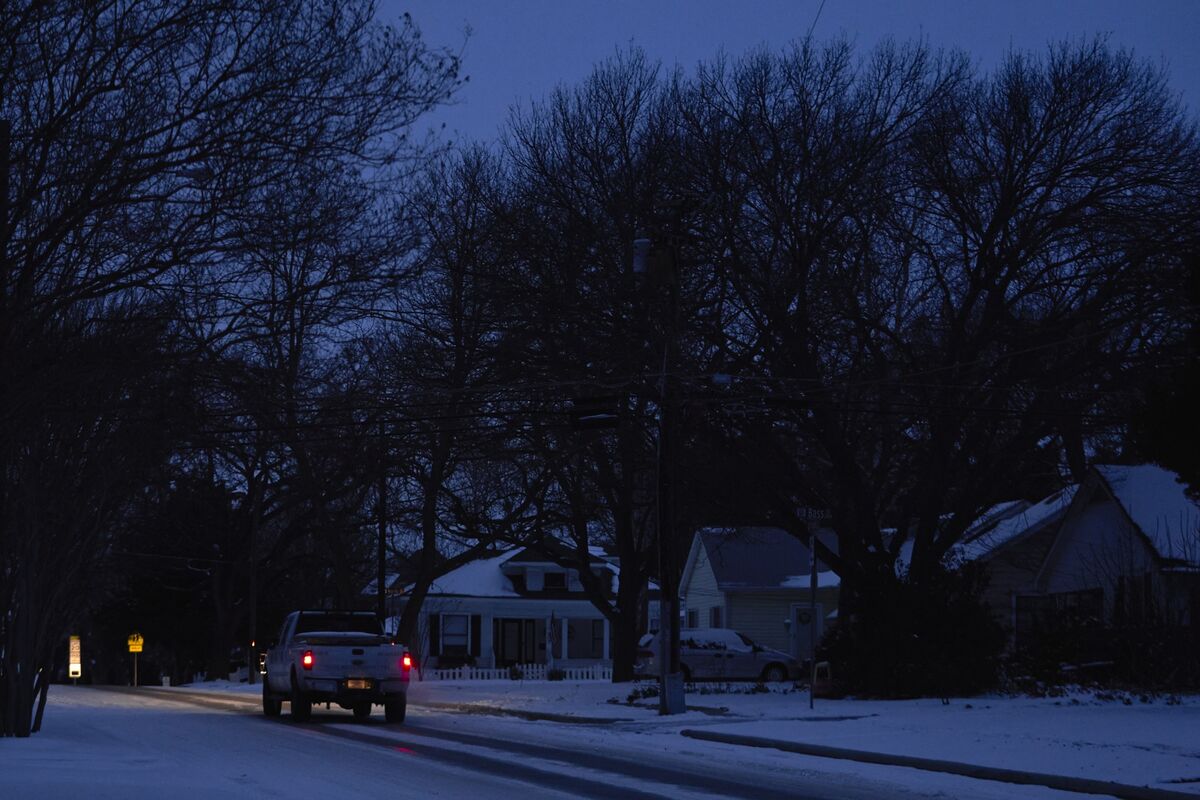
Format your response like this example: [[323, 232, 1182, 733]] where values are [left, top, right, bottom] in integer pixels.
[[302, 650, 314, 670], [401, 653, 412, 671]]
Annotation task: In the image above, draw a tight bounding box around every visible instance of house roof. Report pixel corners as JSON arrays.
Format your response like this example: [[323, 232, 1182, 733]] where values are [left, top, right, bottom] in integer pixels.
[[395, 543, 623, 598], [953, 485, 1079, 563], [504, 538, 610, 568], [696, 527, 837, 590], [1095, 464, 1199, 564], [425, 549, 523, 598]]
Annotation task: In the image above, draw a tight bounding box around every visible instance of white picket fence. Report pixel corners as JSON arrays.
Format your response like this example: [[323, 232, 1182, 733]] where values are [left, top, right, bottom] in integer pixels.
[[425, 663, 612, 682]]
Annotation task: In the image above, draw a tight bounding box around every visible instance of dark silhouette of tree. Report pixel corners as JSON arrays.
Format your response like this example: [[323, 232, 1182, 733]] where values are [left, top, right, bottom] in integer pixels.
[[0, 0, 460, 735]]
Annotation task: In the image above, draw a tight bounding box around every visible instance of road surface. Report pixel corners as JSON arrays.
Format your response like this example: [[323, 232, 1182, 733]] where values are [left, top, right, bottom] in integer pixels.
[[1, 686, 1082, 799]]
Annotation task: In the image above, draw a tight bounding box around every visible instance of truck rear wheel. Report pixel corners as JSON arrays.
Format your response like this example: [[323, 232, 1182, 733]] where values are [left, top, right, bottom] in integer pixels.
[[384, 695, 406, 724], [262, 679, 282, 717], [290, 672, 312, 722]]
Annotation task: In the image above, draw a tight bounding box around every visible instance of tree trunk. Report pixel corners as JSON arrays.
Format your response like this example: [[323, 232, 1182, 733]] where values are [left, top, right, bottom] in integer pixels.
[[31, 669, 49, 733], [609, 615, 640, 683], [396, 579, 432, 654]]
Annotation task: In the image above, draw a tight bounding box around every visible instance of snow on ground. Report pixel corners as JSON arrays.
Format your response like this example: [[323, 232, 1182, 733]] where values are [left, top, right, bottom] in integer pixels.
[[172, 677, 1200, 793], [1, 685, 567, 800]]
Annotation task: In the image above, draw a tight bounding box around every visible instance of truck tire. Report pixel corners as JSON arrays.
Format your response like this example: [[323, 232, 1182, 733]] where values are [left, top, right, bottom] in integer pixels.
[[262, 678, 282, 717], [384, 695, 406, 724], [352, 702, 371, 720], [290, 672, 312, 722]]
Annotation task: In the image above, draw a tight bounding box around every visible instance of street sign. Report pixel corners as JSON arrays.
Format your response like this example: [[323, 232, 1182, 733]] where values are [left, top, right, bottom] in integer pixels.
[[798, 506, 832, 522], [127, 632, 144, 653], [69, 635, 82, 678]]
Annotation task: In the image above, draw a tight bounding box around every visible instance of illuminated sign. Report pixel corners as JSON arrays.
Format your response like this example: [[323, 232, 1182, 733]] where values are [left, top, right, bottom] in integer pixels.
[[69, 635, 82, 678], [127, 632, 144, 653]]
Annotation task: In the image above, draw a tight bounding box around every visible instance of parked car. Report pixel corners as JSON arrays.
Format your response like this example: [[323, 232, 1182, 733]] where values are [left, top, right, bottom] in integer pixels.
[[635, 628, 799, 682]]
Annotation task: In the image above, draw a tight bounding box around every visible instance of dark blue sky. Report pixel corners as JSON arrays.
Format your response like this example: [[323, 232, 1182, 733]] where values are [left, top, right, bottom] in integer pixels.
[[385, 0, 1200, 144]]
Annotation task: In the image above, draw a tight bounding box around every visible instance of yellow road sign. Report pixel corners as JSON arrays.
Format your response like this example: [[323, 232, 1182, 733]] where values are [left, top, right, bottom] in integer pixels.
[[127, 632, 144, 653]]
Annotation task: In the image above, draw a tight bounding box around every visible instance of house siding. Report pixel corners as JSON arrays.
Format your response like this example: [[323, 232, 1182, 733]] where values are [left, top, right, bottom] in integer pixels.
[[728, 587, 839, 655], [1040, 495, 1159, 616], [981, 524, 1059, 630], [683, 544, 725, 628]]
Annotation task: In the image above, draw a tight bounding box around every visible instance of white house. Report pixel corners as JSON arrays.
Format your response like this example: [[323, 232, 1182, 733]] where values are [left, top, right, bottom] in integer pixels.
[[679, 527, 839, 662], [1031, 464, 1200, 630], [390, 546, 617, 670], [951, 464, 1199, 640]]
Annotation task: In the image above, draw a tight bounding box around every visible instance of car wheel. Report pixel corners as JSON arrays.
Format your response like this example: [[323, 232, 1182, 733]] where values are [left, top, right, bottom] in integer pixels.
[[384, 695, 406, 724], [290, 671, 312, 722], [352, 703, 371, 720], [262, 678, 282, 717], [762, 664, 788, 683]]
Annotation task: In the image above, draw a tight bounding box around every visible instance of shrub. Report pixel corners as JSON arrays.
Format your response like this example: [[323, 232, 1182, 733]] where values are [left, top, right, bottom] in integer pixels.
[[547, 668, 566, 682], [819, 565, 1005, 698], [1010, 620, 1200, 691], [625, 684, 659, 703], [508, 665, 524, 681]]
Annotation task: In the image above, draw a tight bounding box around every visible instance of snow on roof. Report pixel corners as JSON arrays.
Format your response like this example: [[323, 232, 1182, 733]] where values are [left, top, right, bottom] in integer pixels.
[[1097, 464, 1200, 564], [966, 500, 1030, 535], [952, 485, 1079, 563], [779, 571, 842, 589], [425, 549, 523, 597]]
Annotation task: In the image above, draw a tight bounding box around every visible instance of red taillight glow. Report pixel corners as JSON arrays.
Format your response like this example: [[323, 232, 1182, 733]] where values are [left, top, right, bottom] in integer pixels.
[[401, 654, 412, 670], [301, 650, 314, 670]]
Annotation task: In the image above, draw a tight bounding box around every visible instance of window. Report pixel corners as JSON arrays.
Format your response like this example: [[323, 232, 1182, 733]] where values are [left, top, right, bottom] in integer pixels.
[[685, 609, 698, 628], [591, 620, 606, 658], [441, 614, 469, 655], [544, 572, 566, 590], [709, 607, 722, 628]]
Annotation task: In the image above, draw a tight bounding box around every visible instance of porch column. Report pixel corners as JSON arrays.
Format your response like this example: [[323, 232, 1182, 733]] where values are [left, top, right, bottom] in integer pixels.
[[562, 617, 570, 661], [601, 617, 610, 662], [480, 614, 494, 668], [545, 616, 554, 668]]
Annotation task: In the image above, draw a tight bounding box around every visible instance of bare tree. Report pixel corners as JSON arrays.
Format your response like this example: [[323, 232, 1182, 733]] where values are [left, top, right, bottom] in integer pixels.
[[0, 0, 460, 735]]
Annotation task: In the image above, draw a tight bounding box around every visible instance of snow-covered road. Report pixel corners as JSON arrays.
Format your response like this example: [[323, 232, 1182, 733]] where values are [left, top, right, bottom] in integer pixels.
[[2, 686, 1090, 799]]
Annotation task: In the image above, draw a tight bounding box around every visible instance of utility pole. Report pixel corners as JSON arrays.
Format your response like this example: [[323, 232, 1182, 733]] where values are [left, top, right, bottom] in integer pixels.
[[377, 421, 388, 628], [634, 233, 686, 715], [1, 117, 9, 305], [246, 481, 262, 686], [809, 521, 817, 711]]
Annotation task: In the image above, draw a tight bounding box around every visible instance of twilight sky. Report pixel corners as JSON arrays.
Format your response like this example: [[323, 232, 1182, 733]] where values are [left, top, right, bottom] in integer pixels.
[[384, 0, 1200, 145]]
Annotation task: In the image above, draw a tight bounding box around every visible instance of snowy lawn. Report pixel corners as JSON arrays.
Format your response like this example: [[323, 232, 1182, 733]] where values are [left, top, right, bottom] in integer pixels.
[[173, 678, 1200, 793]]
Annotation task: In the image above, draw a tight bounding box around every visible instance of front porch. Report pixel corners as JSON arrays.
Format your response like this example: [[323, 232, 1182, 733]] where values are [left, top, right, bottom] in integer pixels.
[[412, 597, 612, 670]]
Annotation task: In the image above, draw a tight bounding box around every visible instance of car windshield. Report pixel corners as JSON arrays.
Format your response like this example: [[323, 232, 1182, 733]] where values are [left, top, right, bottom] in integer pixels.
[[737, 633, 756, 648], [295, 613, 382, 636]]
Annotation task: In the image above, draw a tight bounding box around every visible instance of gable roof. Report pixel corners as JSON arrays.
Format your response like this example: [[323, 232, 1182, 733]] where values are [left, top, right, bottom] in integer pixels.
[[693, 527, 839, 590], [1095, 464, 1199, 564], [953, 486, 1079, 563]]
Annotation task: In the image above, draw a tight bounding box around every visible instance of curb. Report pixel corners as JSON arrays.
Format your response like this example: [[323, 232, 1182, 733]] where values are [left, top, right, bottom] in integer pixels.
[[680, 729, 1198, 800], [406, 700, 632, 725]]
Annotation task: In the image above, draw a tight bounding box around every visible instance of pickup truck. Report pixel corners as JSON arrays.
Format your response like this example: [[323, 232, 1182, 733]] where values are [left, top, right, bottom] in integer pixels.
[[263, 610, 411, 723]]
